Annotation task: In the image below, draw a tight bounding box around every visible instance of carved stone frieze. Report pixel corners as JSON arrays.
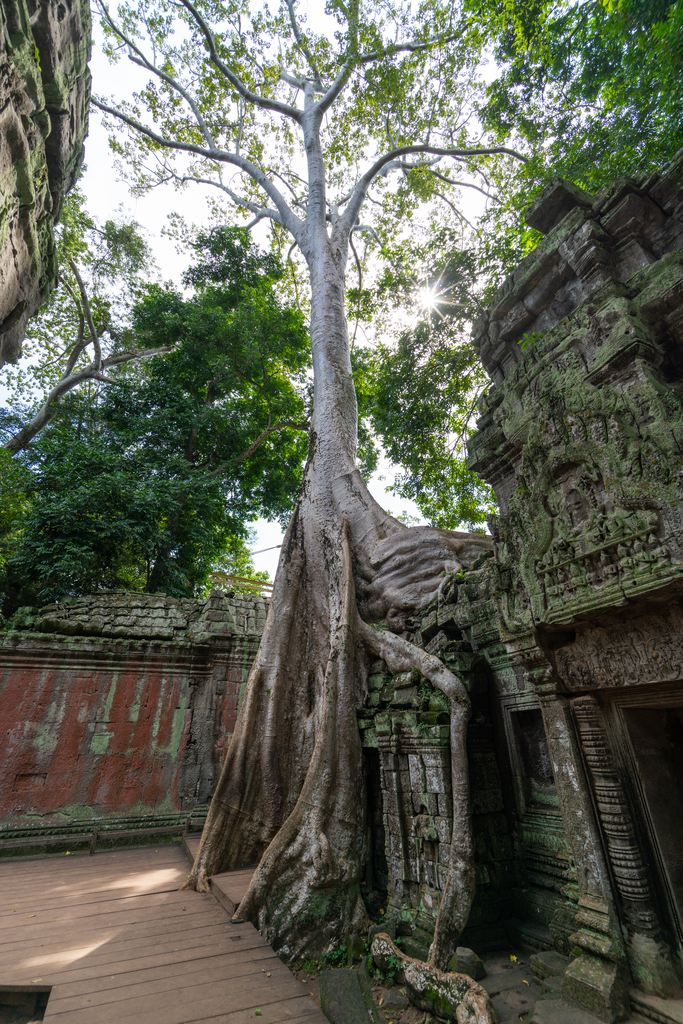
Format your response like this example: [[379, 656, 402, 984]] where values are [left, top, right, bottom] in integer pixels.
[[553, 604, 683, 691], [459, 152, 683, 1016], [468, 151, 683, 633]]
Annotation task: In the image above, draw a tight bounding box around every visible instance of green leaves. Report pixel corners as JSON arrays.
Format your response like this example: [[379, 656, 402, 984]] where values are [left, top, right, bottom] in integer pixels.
[[370, 323, 495, 530], [474, 0, 683, 277], [1, 231, 310, 612]]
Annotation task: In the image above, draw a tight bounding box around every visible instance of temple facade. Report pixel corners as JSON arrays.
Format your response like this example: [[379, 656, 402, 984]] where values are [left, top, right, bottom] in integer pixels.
[[2, 152, 683, 1022], [358, 149, 683, 1022]]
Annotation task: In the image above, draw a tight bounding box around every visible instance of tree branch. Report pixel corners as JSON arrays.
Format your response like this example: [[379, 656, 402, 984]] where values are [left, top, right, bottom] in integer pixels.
[[358, 32, 461, 65], [429, 167, 497, 201], [285, 0, 322, 85], [177, 0, 303, 122], [158, 164, 284, 227], [207, 419, 309, 477], [91, 98, 303, 239], [68, 259, 101, 368], [348, 231, 362, 347], [338, 143, 527, 237], [3, 340, 177, 455], [97, 0, 217, 150]]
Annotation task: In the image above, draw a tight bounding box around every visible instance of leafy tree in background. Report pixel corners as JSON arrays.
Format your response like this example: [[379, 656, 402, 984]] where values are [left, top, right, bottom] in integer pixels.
[[365, 233, 495, 530], [2, 188, 178, 454], [1, 229, 310, 611], [474, 0, 683, 278]]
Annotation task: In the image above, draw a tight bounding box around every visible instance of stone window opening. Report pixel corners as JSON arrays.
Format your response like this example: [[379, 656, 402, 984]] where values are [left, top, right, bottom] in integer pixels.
[[511, 708, 559, 811]]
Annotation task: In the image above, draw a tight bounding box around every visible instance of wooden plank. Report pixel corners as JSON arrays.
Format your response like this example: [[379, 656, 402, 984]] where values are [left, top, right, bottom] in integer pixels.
[[0, 868, 188, 906], [47, 951, 284, 1013], [188, 997, 326, 1024], [0, 852, 186, 890], [12, 939, 277, 990], [0, 845, 184, 875], [0, 923, 267, 978], [209, 868, 255, 917], [0, 902, 227, 955], [0, 887, 209, 927], [0, 844, 323, 1024], [0, 875, 188, 914], [44, 967, 312, 1023], [0, 844, 182, 868], [0, 847, 185, 881], [0, 892, 225, 944], [182, 834, 201, 864]]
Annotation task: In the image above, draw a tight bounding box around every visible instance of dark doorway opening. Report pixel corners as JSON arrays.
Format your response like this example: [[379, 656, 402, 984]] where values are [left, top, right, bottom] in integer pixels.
[[623, 706, 683, 941], [363, 747, 388, 906], [0, 986, 51, 1024], [512, 707, 558, 809]]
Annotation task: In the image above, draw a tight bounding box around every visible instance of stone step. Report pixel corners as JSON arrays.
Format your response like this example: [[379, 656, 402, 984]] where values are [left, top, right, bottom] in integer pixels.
[[530, 997, 604, 1023], [630, 990, 683, 1024], [530, 951, 571, 981]]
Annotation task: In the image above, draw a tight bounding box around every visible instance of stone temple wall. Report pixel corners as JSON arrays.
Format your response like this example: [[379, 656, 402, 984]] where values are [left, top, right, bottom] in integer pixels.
[[0, 0, 91, 368], [0, 591, 267, 827], [364, 149, 683, 1024]]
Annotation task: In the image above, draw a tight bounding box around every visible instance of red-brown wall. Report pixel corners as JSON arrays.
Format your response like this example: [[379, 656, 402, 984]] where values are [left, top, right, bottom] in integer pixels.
[[0, 601, 262, 825]]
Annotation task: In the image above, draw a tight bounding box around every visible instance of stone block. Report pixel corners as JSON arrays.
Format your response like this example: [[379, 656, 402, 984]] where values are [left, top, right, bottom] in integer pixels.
[[562, 955, 630, 1023], [530, 998, 604, 1024], [530, 950, 571, 981], [448, 947, 486, 981], [319, 968, 371, 1024], [423, 761, 447, 794], [434, 816, 451, 843], [408, 754, 425, 791]]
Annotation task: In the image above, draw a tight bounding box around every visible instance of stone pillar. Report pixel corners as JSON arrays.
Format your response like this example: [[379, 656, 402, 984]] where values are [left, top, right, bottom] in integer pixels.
[[517, 641, 632, 1023], [572, 696, 682, 998]]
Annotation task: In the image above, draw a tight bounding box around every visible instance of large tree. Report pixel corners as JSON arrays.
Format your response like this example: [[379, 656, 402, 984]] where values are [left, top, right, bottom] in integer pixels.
[[1, 229, 309, 609], [94, 0, 525, 984]]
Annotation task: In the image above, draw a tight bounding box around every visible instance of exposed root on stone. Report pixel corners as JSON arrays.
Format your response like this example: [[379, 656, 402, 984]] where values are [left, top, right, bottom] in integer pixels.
[[371, 933, 498, 1024], [357, 618, 474, 970]]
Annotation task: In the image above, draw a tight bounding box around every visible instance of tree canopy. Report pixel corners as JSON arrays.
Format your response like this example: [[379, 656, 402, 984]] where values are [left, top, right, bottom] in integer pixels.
[[1, 228, 310, 612], [473, 0, 683, 276]]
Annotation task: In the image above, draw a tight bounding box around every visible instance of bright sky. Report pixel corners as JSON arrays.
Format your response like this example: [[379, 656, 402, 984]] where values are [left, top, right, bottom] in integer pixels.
[[4, 11, 489, 581], [80, 23, 439, 580]]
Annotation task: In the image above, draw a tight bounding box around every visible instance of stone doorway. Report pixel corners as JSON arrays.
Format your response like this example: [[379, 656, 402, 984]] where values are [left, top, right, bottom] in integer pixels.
[[621, 704, 683, 947]]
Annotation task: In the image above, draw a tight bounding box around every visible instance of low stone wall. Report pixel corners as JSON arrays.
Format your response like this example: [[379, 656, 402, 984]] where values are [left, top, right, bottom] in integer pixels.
[[0, 590, 267, 827]]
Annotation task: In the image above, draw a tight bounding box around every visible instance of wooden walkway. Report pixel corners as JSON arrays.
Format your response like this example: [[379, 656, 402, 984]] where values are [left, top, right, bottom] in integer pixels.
[[0, 841, 328, 1024]]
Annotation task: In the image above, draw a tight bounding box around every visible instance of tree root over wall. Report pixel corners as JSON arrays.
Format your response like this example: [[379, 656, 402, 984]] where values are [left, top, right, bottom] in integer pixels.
[[183, 462, 492, 1018]]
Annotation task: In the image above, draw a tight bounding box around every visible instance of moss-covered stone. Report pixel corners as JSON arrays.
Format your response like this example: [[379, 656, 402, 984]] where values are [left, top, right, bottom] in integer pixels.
[[0, 0, 90, 366]]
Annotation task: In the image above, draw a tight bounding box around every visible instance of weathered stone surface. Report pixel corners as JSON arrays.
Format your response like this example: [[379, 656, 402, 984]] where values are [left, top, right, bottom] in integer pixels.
[[450, 947, 487, 981], [0, 0, 90, 367], [530, 951, 571, 982], [361, 152, 683, 1024], [530, 998, 603, 1024], [319, 969, 372, 1024], [357, 958, 380, 1024], [459, 151, 683, 1019], [0, 590, 266, 826]]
